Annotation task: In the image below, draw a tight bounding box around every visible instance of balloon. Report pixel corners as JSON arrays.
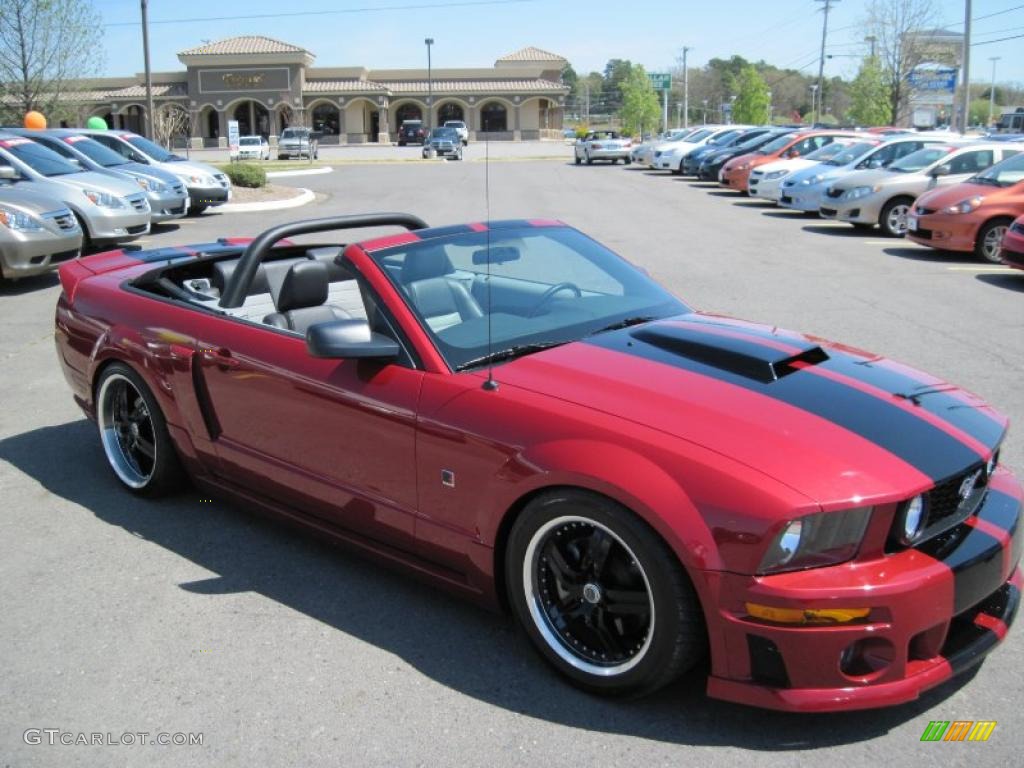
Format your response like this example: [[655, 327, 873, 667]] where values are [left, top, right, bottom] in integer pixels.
[[85, 116, 108, 130], [24, 111, 46, 130]]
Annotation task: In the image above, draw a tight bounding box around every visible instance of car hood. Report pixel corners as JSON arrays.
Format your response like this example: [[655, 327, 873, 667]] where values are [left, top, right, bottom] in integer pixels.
[[156, 159, 223, 178], [757, 158, 818, 175], [0, 186, 72, 215], [831, 167, 923, 191], [490, 314, 1005, 505], [40, 170, 143, 196], [914, 181, 1016, 209], [785, 164, 846, 184]]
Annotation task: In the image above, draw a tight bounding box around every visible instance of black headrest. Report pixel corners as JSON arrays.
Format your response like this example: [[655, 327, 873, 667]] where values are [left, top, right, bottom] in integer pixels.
[[276, 261, 329, 313], [400, 245, 454, 283], [212, 259, 270, 294]]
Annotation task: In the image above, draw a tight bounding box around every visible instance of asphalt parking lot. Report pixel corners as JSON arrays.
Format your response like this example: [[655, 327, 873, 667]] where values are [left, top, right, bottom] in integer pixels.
[[2, 154, 1022, 767]]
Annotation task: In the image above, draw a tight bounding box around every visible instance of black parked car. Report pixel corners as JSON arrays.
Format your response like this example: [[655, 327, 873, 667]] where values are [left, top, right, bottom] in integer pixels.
[[683, 128, 774, 176], [398, 120, 428, 146], [697, 128, 795, 181]]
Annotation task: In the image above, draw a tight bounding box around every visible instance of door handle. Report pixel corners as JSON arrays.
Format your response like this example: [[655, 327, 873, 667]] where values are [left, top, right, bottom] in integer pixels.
[[203, 347, 240, 369]]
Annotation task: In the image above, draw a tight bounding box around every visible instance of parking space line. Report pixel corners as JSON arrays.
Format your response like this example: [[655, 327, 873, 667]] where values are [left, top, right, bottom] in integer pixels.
[[945, 266, 1012, 272], [862, 240, 900, 245]]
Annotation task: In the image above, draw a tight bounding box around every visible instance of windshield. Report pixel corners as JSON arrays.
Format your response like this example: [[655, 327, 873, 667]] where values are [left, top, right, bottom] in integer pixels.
[[708, 129, 742, 146], [281, 128, 307, 139], [889, 146, 954, 173], [969, 151, 1024, 187], [803, 141, 853, 161], [826, 141, 880, 166], [430, 128, 458, 140], [64, 136, 131, 167], [125, 134, 178, 162], [759, 134, 797, 154], [240, 137, 261, 146], [444, 121, 465, 128], [0, 138, 81, 176], [681, 129, 713, 143], [371, 226, 687, 371], [733, 132, 780, 152]]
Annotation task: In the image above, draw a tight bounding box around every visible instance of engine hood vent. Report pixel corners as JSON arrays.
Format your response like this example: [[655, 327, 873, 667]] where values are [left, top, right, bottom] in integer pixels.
[[630, 323, 829, 383]]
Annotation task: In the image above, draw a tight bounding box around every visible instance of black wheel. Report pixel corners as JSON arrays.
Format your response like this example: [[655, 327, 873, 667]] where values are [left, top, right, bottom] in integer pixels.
[[506, 490, 706, 696], [625, 157, 632, 165], [975, 218, 1011, 264], [586, 155, 594, 165], [575, 155, 582, 166], [879, 197, 914, 238], [95, 363, 185, 497], [189, 204, 207, 217], [612, 158, 619, 165]]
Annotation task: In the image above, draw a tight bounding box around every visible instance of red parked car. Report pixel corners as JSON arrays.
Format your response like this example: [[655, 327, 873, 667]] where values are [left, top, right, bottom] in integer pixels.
[[55, 214, 1020, 712], [1001, 214, 1024, 269]]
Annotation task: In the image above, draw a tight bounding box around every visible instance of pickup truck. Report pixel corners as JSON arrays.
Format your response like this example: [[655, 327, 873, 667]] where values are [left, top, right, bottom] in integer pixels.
[[277, 127, 318, 160]]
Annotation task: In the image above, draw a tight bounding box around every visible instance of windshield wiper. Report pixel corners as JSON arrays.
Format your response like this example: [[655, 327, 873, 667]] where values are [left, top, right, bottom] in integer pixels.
[[455, 341, 569, 371], [588, 315, 658, 336]]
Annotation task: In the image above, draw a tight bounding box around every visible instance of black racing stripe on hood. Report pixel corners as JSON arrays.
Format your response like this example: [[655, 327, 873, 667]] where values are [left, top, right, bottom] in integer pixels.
[[819, 354, 1005, 452], [586, 329, 981, 482]]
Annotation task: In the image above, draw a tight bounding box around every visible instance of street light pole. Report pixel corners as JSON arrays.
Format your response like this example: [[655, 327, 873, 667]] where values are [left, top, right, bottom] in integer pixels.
[[813, 0, 838, 125], [140, 0, 154, 138], [425, 37, 434, 130], [988, 56, 1001, 127], [960, 0, 971, 132], [767, 90, 773, 124], [681, 45, 691, 129], [809, 84, 819, 125]]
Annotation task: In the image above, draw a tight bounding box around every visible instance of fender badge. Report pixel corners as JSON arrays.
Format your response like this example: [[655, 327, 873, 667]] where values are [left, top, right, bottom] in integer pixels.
[[441, 470, 455, 488]]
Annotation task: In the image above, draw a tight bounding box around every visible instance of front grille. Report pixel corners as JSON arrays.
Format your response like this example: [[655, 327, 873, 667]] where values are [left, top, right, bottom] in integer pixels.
[[914, 228, 934, 240], [172, 183, 185, 195], [127, 194, 148, 212], [916, 206, 936, 216], [826, 187, 844, 199], [126, 224, 147, 235], [50, 248, 79, 264], [820, 207, 837, 216], [780, 195, 793, 204], [214, 173, 229, 187], [888, 463, 993, 554], [43, 209, 77, 231]]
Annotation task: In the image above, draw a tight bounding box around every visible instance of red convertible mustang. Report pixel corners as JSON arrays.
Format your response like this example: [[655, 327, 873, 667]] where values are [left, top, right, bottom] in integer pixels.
[[55, 214, 1020, 712]]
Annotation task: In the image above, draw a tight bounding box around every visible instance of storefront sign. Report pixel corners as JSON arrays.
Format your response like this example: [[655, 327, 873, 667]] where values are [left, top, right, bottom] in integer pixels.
[[198, 67, 290, 94]]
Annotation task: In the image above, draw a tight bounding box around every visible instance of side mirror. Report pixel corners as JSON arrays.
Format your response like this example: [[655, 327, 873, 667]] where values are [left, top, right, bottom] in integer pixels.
[[306, 319, 400, 360], [930, 164, 951, 177], [0, 166, 18, 180], [787, 149, 801, 158]]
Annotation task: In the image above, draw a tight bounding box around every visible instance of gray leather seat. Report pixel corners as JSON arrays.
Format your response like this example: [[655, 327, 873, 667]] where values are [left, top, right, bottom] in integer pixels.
[[263, 261, 351, 333], [401, 246, 483, 332]]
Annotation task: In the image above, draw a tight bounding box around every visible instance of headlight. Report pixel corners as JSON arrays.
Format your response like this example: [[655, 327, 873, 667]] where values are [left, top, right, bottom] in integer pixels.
[[845, 185, 879, 201], [894, 495, 927, 546], [763, 170, 788, 180], [987, 451, 999, 477], [136, 177, 167, 193], [800, 174, 824, 186], [176, 174, 214, 186], [942, 195, 984, 215], [0, 204, 45, 231], [758, 507, 872, 574], [81, 188, 126, 209], [663, 148, 678, 156]]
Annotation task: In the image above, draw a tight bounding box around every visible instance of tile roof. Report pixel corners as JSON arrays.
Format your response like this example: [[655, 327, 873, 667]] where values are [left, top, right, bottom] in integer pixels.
[[496, 47, 566, 63], [381, 79, 567, 94], [304, 80, 390, 94], [178, 36, 308, 56]]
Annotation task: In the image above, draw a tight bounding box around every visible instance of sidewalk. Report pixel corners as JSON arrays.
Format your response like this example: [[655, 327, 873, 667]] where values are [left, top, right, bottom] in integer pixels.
[[181, 140, 573, 164]]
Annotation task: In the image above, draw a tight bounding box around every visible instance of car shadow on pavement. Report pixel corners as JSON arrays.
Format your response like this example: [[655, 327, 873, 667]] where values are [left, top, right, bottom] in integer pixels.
[[732, 201, 777, 209], [881, 247, 979, 264], [0, 272, 59, 294], [0, 419, 981, 751], [761, 211, 815, 219], [976, 273, 1024, 291], [801, 225, 875, 238]]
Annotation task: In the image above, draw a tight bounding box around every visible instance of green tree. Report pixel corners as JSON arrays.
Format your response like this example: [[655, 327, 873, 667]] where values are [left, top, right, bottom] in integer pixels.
[[847, 56, 892, 126], [618, 65, 661, 136], [0, 0, 104, 122], [602, 59, 633, 112], [731, 65, 770, 124]]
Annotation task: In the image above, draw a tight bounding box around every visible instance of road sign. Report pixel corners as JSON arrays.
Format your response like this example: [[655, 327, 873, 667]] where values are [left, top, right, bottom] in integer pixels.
[[907, 67, 957, 93], [228, 120, 240, 157], [647, 73, 671, 91]]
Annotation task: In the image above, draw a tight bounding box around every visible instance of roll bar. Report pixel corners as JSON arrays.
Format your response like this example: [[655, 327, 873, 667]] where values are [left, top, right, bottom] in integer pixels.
[[218, 213, 429, 308]]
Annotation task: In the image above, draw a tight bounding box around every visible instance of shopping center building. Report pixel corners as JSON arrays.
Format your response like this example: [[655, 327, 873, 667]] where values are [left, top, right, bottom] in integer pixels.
[[67, 36, 570, 146]]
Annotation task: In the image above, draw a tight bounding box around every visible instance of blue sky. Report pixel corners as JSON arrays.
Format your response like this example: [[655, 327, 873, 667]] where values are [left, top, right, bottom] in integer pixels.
[[93, 0, 1024, 87]]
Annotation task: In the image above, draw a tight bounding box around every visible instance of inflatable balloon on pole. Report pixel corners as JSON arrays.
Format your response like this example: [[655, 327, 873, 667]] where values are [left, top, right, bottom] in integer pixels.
[[23, 111, 46, 130], [86, 116, 108, 130]]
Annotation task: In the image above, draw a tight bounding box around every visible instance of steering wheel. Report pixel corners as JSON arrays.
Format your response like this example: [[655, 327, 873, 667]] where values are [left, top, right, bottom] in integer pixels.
[[528, 281, 582, 317]]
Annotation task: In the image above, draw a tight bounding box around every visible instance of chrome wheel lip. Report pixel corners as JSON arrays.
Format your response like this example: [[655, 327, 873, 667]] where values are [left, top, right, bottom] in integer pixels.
[[982, 226, 1007, 261], [522, 515, 655, 677], [97, 373, 154, 489]]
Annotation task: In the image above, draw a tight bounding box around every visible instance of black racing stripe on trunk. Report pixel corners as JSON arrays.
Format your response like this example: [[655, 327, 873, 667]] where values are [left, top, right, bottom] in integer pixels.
[[819, 354, 1005, 451], [586, 332, 980, 481]]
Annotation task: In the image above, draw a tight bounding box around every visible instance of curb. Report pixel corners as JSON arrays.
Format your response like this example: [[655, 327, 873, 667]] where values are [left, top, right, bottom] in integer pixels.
[[265, 167, 334, 178], [216, 188, 315, 213]]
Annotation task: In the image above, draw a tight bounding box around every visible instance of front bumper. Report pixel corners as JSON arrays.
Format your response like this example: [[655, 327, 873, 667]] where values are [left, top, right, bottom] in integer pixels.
[[652, 154, 681, 170], [146, 189, 189, 222], [0, 228, 82, 279], [82, 205, 150, 244], [1001, 228, 1024, 269], [423, 144, 460, 157], [277, 143, 314, 156], [588, 148, 631, 161], [721, 166, 753, 191], [188, 184, 230, 207], [701, 469, 1022, 712], [819, 195, 884, 225], [749, 174, 786, 201], [906, 212, 980, 253], [779, 184, 826, 212]]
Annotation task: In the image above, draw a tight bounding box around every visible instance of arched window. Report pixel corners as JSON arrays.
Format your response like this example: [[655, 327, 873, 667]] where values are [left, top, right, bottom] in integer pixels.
[[312, 103, 340, 135], [480, 102, 507, 132], [395, 103, 423, 126], [438, 103, 464, 124]]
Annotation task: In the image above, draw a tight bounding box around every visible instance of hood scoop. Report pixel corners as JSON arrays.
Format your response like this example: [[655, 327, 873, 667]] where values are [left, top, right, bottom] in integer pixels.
[[630, 324, 829, 383]]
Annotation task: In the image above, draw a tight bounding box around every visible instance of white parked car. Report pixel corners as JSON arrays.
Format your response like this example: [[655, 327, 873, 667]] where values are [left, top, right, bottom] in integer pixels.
[[444, 120, 469, 145], [747, 138, 861, 201], [236, 135, 270, 161], [652, 126, 747, 173], [631, 128, 702, 165]]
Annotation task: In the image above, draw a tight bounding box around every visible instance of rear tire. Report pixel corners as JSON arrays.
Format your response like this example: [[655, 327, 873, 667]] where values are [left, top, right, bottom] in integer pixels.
[[586, 155, 594, 165], [506, 489, 706, 697], [95, 363, 185, 497], [625, 157, 632, 165], [575, 155, 582, 165], [975, 218, 1011, 263]]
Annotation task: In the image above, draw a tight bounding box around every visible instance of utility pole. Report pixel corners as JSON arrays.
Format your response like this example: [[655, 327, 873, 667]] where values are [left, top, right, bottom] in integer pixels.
[[584, 82, 590, 125], [814, 0, 837, 125], [865, 35, 877, 59], [141, 0, 154, 138], [681, 45, 691, 129], [960, 0, 971, 132], [988, 56, 1001, 127], [675, 102, 681, 129]]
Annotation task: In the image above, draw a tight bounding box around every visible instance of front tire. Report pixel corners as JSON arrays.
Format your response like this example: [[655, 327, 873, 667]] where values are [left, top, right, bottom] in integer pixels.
[[880, 197, 913, 238], [95, 363, 184, 497], [506, 489, 706, 697], [575, 155, 582, 165], [975, 218, 1011, 263]]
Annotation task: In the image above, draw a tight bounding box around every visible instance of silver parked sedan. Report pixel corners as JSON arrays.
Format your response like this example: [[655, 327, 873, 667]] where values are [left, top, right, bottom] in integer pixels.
[[0, 182, 82, 280], [574, 131, 633, 165]]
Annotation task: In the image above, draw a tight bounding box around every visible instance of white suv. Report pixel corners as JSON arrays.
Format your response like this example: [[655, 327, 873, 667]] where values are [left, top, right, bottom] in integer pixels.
[[444, 121, 469, 145]]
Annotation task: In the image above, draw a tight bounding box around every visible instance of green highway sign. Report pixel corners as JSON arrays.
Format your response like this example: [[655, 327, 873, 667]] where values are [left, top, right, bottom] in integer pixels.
[[647, 72, 671, 91]]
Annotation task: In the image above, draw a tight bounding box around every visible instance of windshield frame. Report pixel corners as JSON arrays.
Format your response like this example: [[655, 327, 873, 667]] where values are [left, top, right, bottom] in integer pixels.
[[0, 138, 83, 177], [968, 151, 1024, 187], [62, 135, 133, 168], [888, 146, 955, 174], [366, 225, 689, 372], [124, 134, 180, 162]]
